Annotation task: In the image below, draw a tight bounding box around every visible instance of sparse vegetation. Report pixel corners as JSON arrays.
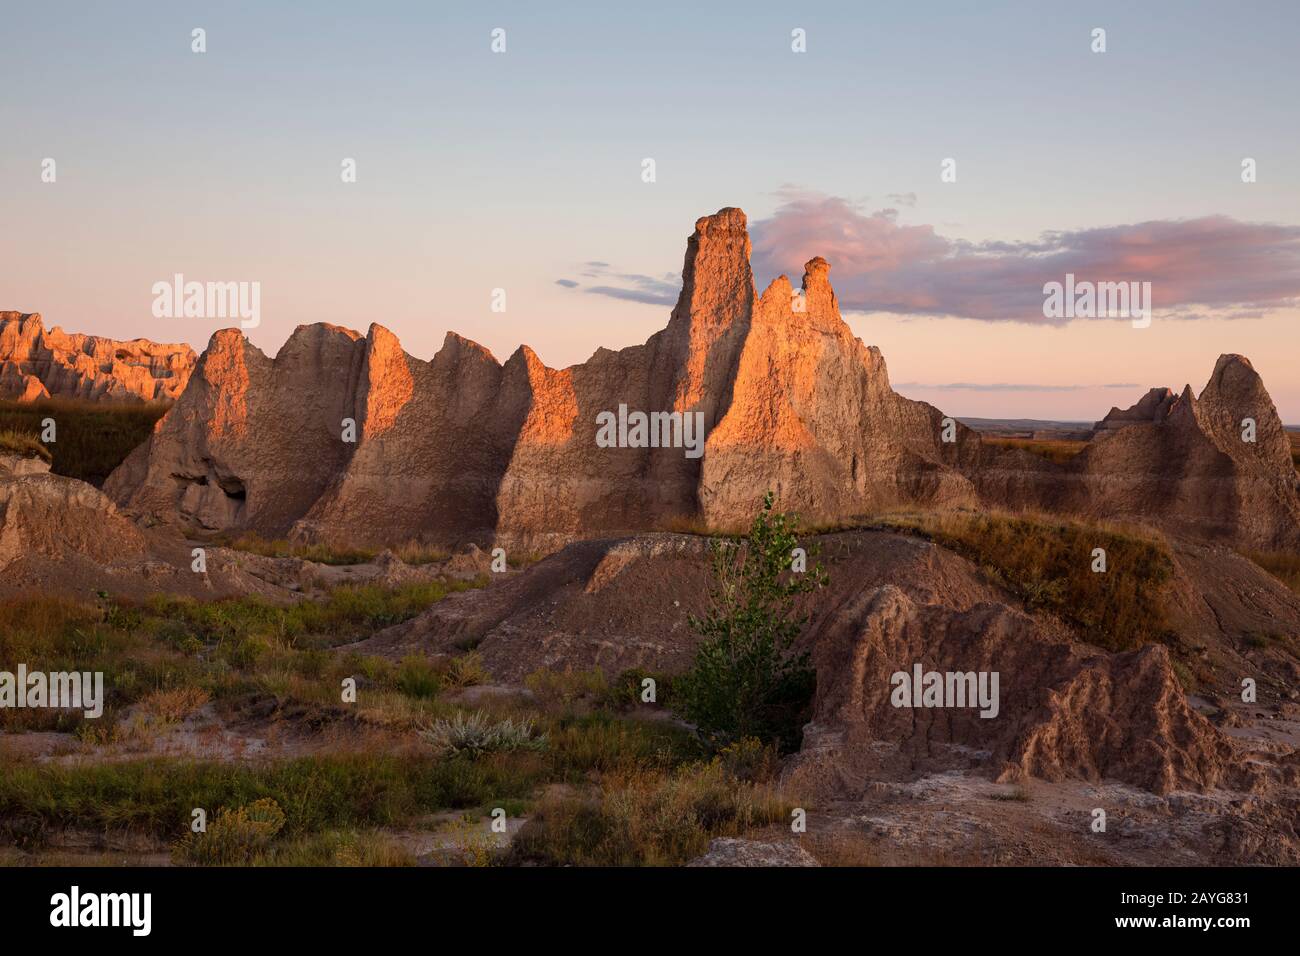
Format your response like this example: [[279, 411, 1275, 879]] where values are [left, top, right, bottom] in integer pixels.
[[418, 711, 548, 758], [214, 532, 450, 567], [0, 398, 167, 484], [0, 566, 792, 866], [524, 666, 610, 706], [989, 786, 1032, 802], [506, 762, 793, 866], [140, 686, 210, 722], [983, 436, 1087, 465], [0, 581, 477, 734], [675, 492, 825, 752], [0, 427, 52, 462], [1247, 550, 1300, 595], [172, 797, 286, 865], [869, 509, 1176, 651], [443, 651, 488, 689], [0, 752, 544, 839]]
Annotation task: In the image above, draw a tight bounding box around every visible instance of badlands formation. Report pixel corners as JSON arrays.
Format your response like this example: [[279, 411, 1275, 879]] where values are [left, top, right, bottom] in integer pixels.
[[102, 208, 1300, 554], [3, 208, 1299, 863], [0, 312, 195, 403]]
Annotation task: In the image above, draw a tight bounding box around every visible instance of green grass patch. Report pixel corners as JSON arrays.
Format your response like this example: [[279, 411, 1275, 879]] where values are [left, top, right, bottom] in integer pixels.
[[0, 752, 546, 840]]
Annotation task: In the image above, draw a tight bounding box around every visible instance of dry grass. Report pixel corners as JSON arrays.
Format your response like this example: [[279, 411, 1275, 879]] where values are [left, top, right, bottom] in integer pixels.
[[215, 533, 376, 566], [506, 763, 794, 866], [659, 514, 745, 537], [1247, 550, 1300, 595], [524, 667, 610, 707], [140, 687, 210, 722], [868, 508, 1176, 651], [442, 651, 488, 689], [217, 532, 450, 567], [258, 829, 417, 867], [1289, 432, 1300, 473], [800, 830, 880, 866], [983, 436, 1088, 465], [0, 427, 52, 462], [0, 398, 167, 484]]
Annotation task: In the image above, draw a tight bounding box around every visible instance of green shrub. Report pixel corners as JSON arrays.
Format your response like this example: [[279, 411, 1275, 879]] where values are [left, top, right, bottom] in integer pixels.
[[172, 798, 286, 866], [602, 668, 674, 711], [443, 651, 488, 689], [395, 655, 443, 700], [674, 493, 824, 752]]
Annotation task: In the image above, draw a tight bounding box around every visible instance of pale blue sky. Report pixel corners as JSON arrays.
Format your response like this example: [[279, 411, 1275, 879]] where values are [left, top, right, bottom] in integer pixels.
[[3, 1, 1298, 418]]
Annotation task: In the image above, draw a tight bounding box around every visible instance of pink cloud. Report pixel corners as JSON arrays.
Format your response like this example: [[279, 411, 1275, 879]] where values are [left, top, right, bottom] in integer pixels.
[[748, 193, 1300, 322]]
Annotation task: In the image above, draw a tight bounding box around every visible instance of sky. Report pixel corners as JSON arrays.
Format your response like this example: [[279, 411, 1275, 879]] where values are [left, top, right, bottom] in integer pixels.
[[2, 0, 1298, 420]]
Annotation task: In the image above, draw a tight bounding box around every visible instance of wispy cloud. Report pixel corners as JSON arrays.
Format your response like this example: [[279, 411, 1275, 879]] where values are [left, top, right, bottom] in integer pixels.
[[748, 192, 1300, 323], [556, 262, 679, 306]]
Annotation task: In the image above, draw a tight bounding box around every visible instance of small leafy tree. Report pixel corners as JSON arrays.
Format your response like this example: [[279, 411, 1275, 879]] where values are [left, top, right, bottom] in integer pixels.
[[676, 493, 827, 751]]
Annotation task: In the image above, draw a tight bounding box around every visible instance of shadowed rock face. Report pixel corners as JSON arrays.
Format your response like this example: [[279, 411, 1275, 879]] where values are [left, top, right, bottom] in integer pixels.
[[104, 208, 983, 547], [0, 312, 195, 403], [793, 585, 1237, 797], [1054, 355, 1300, 549], [102, 209, 1300, 552], [361, 527, 1300, 807]]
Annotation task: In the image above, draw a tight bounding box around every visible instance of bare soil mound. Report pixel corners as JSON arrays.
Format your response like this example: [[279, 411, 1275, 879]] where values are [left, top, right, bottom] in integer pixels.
[[363, 527, 1300, 812]]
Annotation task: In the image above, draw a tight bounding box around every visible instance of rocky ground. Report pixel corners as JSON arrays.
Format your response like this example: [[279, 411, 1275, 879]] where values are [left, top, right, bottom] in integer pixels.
[[4, 447, 1295, 866]]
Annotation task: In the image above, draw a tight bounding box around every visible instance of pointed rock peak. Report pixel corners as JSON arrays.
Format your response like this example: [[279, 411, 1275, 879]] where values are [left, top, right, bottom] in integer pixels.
[[363, 322, 409, 361], [365, 322, 404, 354], [1168, 383, 1199, 425], [668, 207, 755, 335], [681, 206, 752, 280], [503, 343, 548, 376], [1202, 353, 1265, 402], [798, 255, 843, 330], [206, 328, 251, 354], [274, 323, 364, 362], [1094, 386, 1179, 430], [361, 325, 414, 435], [438, 331, 499, 364], [864, 344, 892, 388], [1214, 353, 1256, 375], [758, 274, 793, 307]]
